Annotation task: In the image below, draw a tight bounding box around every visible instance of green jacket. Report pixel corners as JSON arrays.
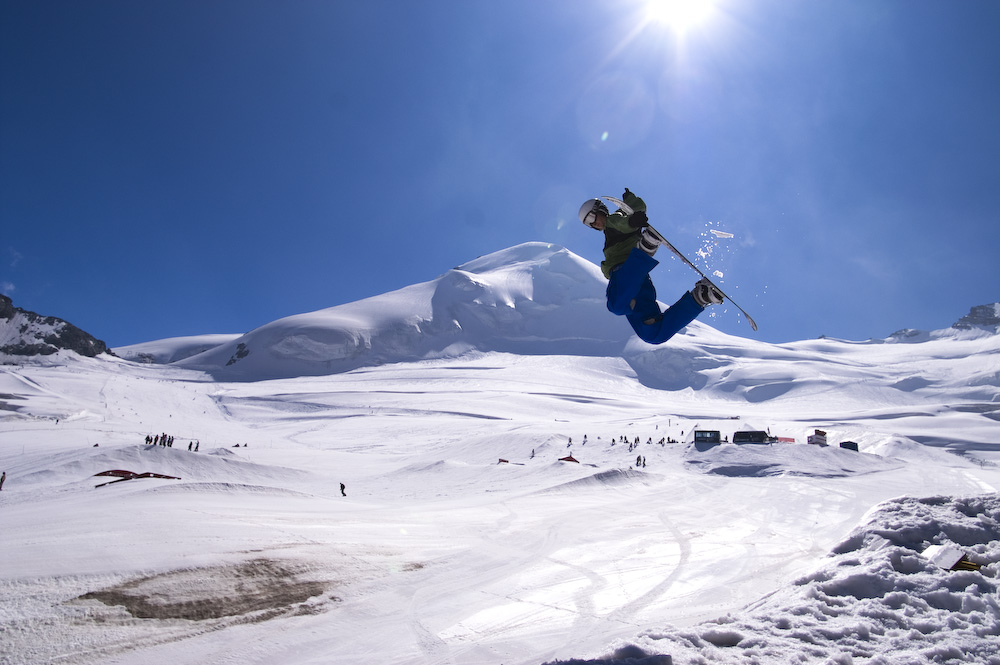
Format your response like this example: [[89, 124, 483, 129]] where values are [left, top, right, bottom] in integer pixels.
[[600, 190, 647, 279]]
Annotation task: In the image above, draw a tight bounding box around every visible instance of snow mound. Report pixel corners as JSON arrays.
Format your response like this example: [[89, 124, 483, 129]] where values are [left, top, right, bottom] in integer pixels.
[[868, 435, 975, 466], [683, 441, 902, 478], [8, 444, 312, 490], [609, 493, 1000, 664], [138, 482, 315, 498], [113, 334, 241, 364], [624, 318, 1000, 402], [541, 468, 653, 493]]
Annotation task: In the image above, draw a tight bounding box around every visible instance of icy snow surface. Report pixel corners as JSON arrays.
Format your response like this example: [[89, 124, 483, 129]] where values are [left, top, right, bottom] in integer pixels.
[[2, 243, 999, 665]]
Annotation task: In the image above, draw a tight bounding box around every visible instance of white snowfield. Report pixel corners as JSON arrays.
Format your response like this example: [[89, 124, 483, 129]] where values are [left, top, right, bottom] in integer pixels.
[[1, 243, 999, 665]]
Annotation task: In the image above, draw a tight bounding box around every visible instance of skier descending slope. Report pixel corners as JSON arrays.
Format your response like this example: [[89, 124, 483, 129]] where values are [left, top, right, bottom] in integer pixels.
[[579, 188, 723, 345]]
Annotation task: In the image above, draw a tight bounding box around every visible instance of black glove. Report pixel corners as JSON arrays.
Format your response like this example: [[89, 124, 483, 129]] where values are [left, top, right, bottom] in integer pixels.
[[628, 209, 648, 228]]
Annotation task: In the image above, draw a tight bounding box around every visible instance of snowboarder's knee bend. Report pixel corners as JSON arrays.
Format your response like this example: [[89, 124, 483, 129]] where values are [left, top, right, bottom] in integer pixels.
[[607, 296, 636, 316]]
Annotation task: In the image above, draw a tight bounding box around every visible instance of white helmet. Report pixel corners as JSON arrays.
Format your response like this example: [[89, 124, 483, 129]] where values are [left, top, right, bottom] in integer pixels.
[[578, 198, 608, 228]]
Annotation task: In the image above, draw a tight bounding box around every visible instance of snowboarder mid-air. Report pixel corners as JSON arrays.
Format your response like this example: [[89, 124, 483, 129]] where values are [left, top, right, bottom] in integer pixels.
[[579, 188, 723, 345]]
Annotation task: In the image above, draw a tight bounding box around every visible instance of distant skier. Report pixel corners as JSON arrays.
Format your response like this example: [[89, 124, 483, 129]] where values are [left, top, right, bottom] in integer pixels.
[[579, 188, 723, 344], [340, 483, 346, 497], [0, 470, 5, 490]]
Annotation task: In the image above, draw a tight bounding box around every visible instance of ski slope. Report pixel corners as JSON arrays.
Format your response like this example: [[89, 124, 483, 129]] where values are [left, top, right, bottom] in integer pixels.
[[2, 244, 999, 665]]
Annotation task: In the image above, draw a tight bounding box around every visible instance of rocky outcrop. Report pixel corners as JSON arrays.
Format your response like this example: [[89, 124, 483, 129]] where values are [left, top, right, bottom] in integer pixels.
[[0, 294, 112, 358], [952, 303, 1000, 332]]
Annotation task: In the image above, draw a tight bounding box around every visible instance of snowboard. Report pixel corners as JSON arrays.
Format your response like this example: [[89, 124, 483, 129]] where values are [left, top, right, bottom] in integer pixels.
[[602, 196, 759, 332]]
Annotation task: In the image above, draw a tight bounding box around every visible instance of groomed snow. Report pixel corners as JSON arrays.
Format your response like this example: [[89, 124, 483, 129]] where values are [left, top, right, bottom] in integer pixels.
[[2, 244, 998, 665]]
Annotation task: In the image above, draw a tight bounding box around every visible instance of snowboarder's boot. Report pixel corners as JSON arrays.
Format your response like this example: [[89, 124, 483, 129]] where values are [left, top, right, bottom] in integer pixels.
[[692, 277, 724, 307], [637, 227, 661, 257]]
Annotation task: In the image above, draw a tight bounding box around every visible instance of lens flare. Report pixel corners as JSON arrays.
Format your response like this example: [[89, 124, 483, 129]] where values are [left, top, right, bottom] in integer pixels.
[[645, 0, 714, 34]]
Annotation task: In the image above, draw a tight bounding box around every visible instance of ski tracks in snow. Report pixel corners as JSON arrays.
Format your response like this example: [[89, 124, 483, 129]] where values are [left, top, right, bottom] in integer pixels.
[[407, 487, 698, 664]]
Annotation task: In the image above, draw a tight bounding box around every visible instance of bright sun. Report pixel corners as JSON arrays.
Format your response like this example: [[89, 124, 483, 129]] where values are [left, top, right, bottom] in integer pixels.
[[645, 0, 715, 34]]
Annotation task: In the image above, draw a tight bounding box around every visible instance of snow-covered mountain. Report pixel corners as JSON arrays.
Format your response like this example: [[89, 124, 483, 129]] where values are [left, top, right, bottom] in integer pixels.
[[953, 302, 1000, 331], [889, 302, 1000, 343], [7, 240, 1000, 414], [166, 242, 629, 379], [105, 243, 999, 410], [114, 333, 242, 365], [8, 241, 997, 407], [0, 294, 111, 359]]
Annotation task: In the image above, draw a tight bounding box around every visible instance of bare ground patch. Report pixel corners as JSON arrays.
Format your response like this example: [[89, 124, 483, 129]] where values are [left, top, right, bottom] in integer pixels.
[[78, 558, 332, 622]]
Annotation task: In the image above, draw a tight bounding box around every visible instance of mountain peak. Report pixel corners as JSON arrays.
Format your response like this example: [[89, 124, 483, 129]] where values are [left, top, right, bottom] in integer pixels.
[[0, 294, 112, 358], [952, 303, 1000, 332], [177, 243, 628, 380], [456, 242, 597, 275]]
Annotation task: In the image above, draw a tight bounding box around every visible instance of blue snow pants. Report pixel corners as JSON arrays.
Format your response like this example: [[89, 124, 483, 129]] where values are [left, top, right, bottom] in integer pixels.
[[606, 248, 704, 345]]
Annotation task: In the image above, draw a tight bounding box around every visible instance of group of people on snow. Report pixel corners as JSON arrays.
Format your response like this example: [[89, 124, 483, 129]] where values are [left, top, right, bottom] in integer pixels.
[[145, 433, 175, 447], [559, 430, 687, 470], [144, 433, 199, 451]]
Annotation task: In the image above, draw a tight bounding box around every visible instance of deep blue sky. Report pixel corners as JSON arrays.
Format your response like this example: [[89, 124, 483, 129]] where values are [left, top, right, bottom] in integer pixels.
[[2, 0, 998, 347]]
